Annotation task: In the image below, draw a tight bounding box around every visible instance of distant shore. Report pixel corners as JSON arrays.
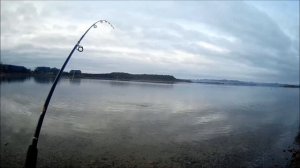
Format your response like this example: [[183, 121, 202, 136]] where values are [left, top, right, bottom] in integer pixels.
[[1, 63, 299, 88], [0, 74, 191, 84], [0, 64, 190, 84]]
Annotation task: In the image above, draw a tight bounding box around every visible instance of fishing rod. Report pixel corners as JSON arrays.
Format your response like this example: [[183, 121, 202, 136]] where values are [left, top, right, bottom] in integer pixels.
[[25, 20, 114, 168]]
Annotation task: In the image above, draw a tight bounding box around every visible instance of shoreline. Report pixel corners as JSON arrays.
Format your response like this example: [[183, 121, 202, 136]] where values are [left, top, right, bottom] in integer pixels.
[[1, 73, 299, 88], [0, 73, 190, 84]]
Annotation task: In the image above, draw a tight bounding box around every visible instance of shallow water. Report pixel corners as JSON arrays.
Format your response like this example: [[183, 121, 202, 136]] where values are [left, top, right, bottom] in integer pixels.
[[1, 78, 299, 167]]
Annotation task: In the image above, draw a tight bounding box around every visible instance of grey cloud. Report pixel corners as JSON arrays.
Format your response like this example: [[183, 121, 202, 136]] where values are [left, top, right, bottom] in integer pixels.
[[1, 1, 299, 84]]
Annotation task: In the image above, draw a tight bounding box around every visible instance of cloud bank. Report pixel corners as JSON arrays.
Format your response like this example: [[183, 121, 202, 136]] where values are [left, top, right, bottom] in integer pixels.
[[1, 1, 299, 84]]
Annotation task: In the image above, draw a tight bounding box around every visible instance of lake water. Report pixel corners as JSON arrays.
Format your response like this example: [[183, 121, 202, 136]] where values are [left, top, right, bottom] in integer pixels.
[[1, 77, 299, 167]]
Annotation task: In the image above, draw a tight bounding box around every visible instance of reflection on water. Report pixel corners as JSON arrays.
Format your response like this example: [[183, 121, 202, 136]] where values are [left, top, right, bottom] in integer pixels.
[[33, 76, 55, 84], [69, 78, 81, 85], [1, 78, 299, 167], [0, 75, 31, 83]]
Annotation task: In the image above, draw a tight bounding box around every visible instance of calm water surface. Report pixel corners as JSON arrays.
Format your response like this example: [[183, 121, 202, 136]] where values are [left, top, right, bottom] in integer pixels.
[[1, 78, 299, 167]]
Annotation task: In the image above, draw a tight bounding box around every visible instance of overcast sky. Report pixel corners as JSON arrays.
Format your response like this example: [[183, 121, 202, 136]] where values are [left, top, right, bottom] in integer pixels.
[[1, 1, 299, 84]]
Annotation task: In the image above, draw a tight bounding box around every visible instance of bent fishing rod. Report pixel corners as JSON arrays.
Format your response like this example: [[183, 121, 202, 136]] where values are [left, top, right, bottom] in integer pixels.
[[25, 20, 114, 168]]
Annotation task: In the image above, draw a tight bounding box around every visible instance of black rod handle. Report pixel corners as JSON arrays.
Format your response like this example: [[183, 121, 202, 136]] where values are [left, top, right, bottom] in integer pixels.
[[24, 144, 38, 168]]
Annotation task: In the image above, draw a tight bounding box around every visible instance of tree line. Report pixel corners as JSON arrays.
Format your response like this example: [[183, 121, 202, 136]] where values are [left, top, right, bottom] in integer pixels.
[[0, 63, 186, 83]]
